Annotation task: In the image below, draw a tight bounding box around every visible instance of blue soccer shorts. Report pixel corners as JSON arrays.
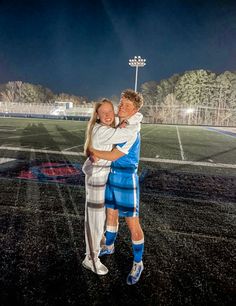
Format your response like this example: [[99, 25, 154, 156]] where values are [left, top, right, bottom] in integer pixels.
[[105, 169, 140, 217]]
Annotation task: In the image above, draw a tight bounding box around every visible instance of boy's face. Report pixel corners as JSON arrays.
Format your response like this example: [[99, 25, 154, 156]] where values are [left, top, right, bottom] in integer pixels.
[[118, 97, 138, 119]]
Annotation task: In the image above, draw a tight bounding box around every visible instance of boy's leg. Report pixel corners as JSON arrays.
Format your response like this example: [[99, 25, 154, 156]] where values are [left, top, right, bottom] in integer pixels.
[[125, 216, 144, 285], [100, 208, 118, 256], [125, 216, 144, 262], [100, 174, 119, 256], [105, 208, 119, 246]]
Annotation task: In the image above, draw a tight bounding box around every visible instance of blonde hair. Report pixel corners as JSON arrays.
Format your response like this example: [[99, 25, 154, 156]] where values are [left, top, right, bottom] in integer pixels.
[[121, 89, 144, 110], [84, 99, 115, 156]]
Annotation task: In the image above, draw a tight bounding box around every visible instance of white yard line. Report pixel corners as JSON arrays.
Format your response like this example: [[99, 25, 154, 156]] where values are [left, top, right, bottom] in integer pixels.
[[0, 157, 16, 164], [8, 135, 28, 139], [0, 128, 17, 132], [7, 128, 83, 139], [0, 146, 84, 157], [0, 145, 236, 169], [159, 228, 234, 242], [176, 126, 185, 160], [64, 144, 84, 151]]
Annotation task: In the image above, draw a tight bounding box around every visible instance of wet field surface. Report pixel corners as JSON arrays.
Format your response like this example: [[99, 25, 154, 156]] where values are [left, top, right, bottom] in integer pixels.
[[0, 170, 236, 306]]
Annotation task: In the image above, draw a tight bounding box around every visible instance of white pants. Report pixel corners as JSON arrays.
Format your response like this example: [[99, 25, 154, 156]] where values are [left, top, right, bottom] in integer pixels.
[[84, 170, 109, 259]]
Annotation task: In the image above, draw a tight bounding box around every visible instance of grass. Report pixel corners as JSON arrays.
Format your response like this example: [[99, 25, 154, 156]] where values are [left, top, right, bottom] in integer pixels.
[[0, 117, 236, 176]]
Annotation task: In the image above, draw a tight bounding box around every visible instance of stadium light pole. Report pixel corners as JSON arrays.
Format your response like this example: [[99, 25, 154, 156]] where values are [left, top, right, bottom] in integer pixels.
[[129, 56, 146, 92]]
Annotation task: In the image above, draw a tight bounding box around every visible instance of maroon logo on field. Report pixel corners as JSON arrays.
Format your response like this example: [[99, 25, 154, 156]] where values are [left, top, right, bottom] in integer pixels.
[[17, 161, 84, 185]]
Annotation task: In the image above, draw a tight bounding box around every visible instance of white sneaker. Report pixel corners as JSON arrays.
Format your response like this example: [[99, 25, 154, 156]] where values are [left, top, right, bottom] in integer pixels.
[[82, 256, 108, 275], [126, 261, 144, 285]]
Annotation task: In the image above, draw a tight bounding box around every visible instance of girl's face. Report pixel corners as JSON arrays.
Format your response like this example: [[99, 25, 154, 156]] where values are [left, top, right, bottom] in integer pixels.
[[97, 102, 115, 126]]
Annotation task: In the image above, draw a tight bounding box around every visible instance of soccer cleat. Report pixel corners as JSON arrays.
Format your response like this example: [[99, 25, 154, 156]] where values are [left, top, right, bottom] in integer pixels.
[[126, 261, 144, 285], [99, 244, 115, 257], [82, 256, 108, 275]]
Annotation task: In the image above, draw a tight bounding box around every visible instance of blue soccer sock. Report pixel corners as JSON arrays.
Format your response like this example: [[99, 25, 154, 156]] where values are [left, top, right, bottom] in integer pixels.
[[105, 225, 118, 247], [132, 238, 144, 263]]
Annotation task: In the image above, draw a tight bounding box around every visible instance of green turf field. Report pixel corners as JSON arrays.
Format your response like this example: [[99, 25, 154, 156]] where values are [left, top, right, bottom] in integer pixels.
[[0, 117, 236, 175]]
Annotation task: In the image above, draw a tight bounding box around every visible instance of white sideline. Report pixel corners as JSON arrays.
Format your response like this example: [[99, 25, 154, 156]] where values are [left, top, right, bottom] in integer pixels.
[[0, 145, 236, 169], [64, 144, 84, 151], [140, 157, 236, 169], [0, 146, 84, 157]]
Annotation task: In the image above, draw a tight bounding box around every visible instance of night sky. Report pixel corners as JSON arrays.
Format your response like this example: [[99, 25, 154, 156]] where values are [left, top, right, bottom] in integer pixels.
[[0, 0, 236, 99]]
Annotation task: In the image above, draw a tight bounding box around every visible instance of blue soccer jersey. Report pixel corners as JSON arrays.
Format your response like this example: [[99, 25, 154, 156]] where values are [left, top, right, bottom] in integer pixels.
[[112, 133, 140, 171], [105, 133, 141, 217]]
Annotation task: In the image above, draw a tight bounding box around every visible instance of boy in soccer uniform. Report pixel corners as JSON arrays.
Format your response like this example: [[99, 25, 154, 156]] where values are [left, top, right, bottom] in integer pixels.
[[89, 89, 144, 285]]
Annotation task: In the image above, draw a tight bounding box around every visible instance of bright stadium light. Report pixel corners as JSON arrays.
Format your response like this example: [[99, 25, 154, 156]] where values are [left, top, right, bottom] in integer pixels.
[[129, 55, 146, 92], [185, 108, 195, 114]]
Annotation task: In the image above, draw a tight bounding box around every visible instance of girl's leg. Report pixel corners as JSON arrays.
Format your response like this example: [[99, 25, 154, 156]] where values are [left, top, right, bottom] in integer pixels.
[[84, 175, 107, 259], [83, 175, 108, 275]]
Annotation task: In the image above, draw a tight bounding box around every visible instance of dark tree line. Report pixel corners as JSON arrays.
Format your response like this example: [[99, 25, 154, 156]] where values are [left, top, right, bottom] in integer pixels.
[[141, 69, 236, 125], [0, 81, 87, 105], [1, 69, 236, 125]]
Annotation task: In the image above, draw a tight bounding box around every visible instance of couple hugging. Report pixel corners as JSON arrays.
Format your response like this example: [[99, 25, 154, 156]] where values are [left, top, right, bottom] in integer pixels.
[[82, 89, 144, 285]]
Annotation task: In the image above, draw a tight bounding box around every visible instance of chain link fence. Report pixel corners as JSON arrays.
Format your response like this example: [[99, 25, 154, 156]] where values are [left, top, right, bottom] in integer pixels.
[[0, 101, 235, 126], [0, 101, 94, 120]]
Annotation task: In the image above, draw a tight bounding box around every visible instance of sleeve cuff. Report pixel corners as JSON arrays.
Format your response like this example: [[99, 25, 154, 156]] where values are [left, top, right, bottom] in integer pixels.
[[116, 145, 129, 155]]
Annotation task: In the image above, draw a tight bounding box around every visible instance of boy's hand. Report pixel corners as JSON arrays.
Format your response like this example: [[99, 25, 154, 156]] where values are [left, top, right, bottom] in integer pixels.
[[86, 148, 91, 157], [118, 119, 128, 128], [89, 152, 99, 163]]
